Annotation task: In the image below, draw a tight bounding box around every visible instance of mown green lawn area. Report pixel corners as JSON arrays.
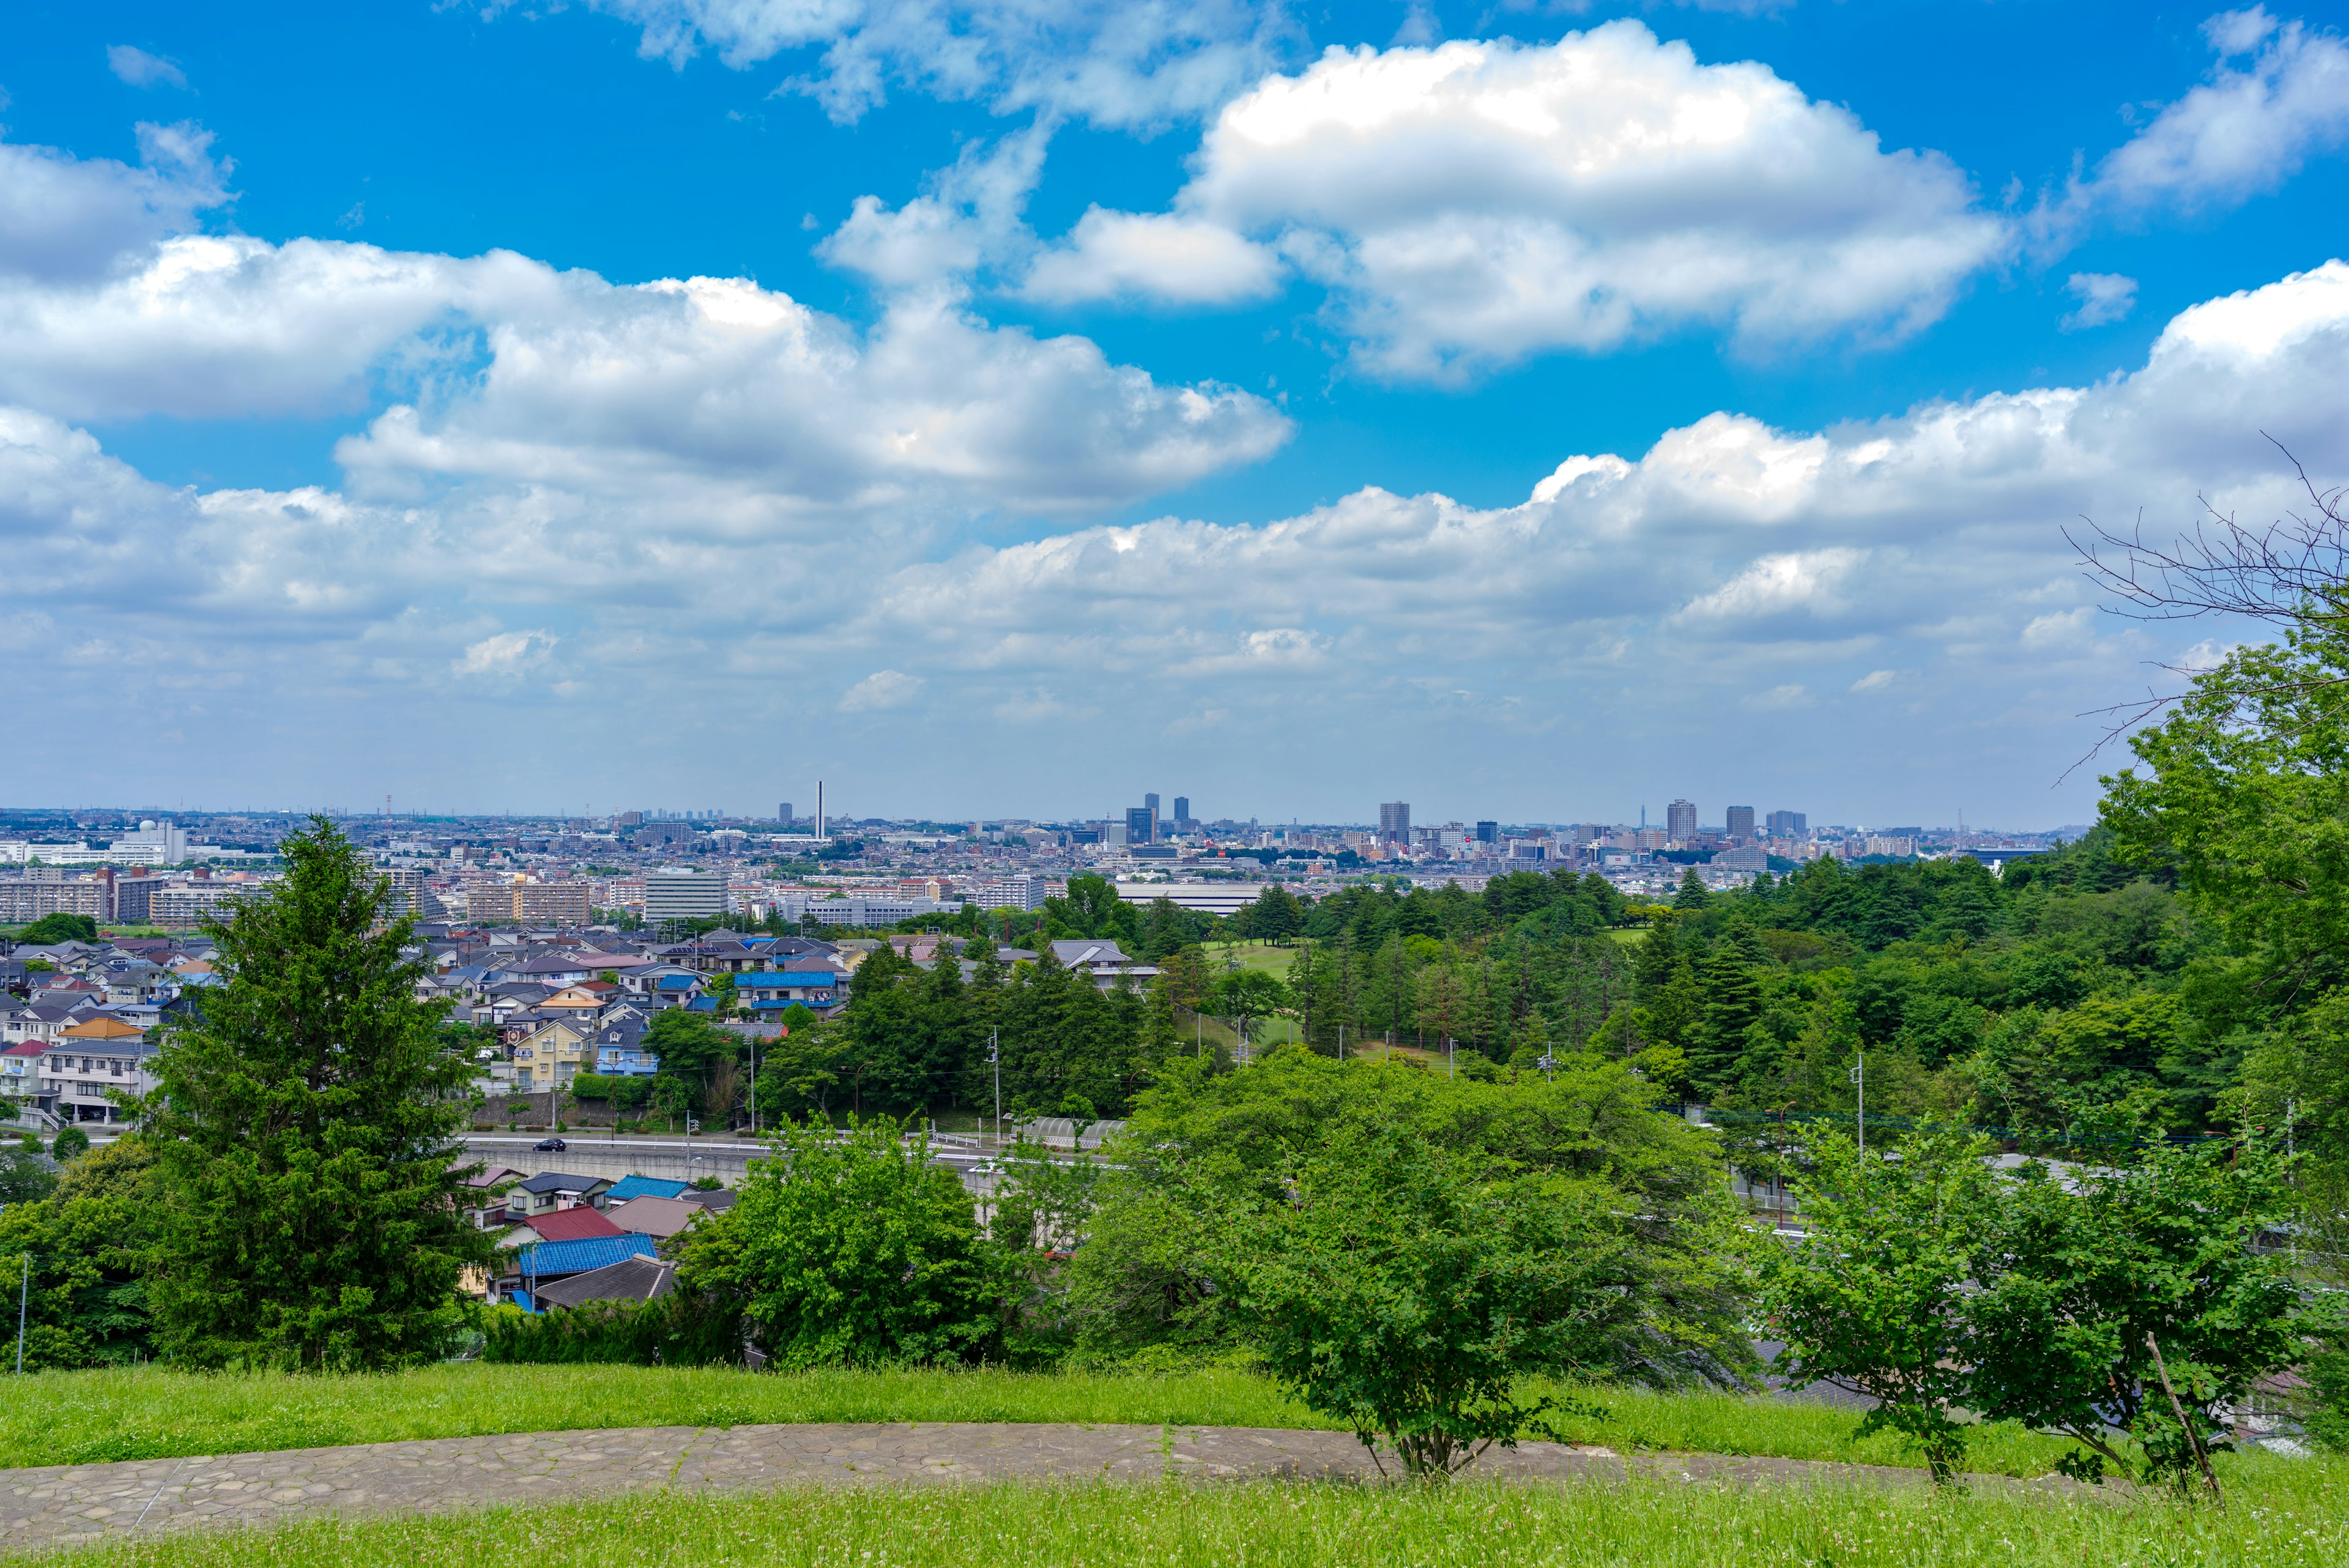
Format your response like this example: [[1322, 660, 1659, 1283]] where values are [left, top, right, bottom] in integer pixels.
[[7, 1363, 2099, 1479], [32, 1460, 2349, 1568]]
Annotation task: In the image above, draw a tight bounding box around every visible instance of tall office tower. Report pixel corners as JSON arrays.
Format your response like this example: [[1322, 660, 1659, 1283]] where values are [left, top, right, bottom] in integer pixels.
[[1173, 795, 1190, 825], [1379, 801, 1412, 843], [779, 801, 793, 824], [1144, 792, 1160, 816], [1726, 806, 1756, 841], [1126, 804, 1157, 844], [1475, 820, 1499, 845], [1766, 809, 1808, 835], [1666, 800, 1697, 841]]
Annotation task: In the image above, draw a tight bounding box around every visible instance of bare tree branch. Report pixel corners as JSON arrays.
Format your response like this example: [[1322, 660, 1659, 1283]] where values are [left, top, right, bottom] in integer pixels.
[[2060, 441, 2349, 779]]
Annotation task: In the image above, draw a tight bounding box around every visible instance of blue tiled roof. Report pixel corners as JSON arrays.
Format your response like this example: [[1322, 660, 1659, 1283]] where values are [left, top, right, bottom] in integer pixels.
[[737, 972, 844, 986], [606, 1175, 691, 1202], [510, 1234, 658, 1277], [655, 974, 700, 990]]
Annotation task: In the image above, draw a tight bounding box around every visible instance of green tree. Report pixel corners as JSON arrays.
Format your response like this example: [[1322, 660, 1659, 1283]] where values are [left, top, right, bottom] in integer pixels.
[[139, 816, 493, 1369], [1219, 1125, 1639, 1479], [1247, 885, 1306, 945], [642, 1008, 739, 1098], [1691, 926, 1767, 1097], [0, 1139, 158, 1369], [1674, 868, 1709, 912], [1212, 968, 1291, 1055], [1965, 1129, 2306, 1492], [15, 912, 98, 945], [678, 1117, 994, 1366], [1757, 1128, 1995, 1485]]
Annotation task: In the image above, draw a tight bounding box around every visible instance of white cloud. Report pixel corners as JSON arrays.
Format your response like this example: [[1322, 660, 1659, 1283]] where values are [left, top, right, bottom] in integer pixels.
[[2061, 272, 2139, 330], [0, 122, 227, 285], [1022, 207, 1283, 305], [12, 160, 2349, 819], [0, 127, 1289, 497], [2094, 9, 2349, 212], [841, 668, 925, 709], [455, 629, 557, 676], [106, 45, 188, 89], [535, 0, 1296, 127], [1029, 24, 2009, 379]]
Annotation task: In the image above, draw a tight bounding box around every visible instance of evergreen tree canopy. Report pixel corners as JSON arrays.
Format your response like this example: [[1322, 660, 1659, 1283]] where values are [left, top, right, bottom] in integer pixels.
[[140, 816, 492, 1370]]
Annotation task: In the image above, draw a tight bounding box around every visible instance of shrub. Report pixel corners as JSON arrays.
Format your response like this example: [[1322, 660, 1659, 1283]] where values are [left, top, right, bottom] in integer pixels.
[[480, 1291, 742, 1366], [574, 1074, 650, 1109], [50, 1128, 90, 1160]]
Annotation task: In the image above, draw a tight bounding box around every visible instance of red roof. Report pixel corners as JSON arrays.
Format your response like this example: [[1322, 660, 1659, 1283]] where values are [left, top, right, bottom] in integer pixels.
[[521, 1207, 623, 1242]]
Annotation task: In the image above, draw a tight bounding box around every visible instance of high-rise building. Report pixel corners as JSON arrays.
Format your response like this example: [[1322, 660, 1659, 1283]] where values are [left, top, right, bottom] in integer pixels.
[[1144, 792, 1160, 816], [1125, 805, 1157, 845], [1173, 795, 1190, 826], [778, 801, 793, 824], [1379, 801, 1411, 843], [644, 868, 726, 924], [1475, 820, 1499, 845], [1666, 800, 1697, 842], [1726, 806, 1756, 842], [1766, 809, 1807, 836]]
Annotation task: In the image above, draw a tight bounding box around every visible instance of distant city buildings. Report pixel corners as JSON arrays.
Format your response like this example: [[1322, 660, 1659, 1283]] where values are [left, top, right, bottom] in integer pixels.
[[1379, 802, 1411, 844], [1666, 800, 1697, 841]]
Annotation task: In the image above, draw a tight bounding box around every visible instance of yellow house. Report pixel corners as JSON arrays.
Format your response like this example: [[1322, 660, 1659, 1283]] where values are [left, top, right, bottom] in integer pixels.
[[513, 1019, 592, 1089]]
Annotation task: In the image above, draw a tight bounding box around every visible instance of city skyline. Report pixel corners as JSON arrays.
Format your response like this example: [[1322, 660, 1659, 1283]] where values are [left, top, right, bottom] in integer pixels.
[[8, 4, 2347, 821]]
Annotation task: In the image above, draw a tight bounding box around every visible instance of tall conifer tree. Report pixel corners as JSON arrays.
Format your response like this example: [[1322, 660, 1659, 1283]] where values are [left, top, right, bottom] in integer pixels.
[[142, 816, 491, 1369]]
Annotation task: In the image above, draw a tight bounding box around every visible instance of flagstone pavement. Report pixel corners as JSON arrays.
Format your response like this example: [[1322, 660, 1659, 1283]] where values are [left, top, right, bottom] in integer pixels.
[[0, 1421, 2085, 1555]]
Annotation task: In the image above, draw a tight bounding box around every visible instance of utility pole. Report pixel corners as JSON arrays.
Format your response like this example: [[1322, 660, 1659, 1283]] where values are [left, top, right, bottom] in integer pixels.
[[1851, 1051, 1866, 1153], [989, 1027, 1001, 1146]]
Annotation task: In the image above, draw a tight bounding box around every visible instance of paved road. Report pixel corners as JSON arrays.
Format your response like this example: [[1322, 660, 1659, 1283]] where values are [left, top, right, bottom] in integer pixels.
[[0, 1422, 2080, 1554]]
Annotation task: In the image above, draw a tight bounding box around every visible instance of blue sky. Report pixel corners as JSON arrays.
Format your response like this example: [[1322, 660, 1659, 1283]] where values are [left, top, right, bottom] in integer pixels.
[[6, 1, 2349, 827]]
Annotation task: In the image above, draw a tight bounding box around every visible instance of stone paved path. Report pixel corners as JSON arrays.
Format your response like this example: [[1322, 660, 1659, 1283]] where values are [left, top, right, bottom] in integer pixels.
[[0, 1423, 2077, 1555]]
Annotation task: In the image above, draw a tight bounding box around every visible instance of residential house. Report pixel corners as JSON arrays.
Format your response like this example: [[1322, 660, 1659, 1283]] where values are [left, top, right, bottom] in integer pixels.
[[508, 1018, 593, 1091], [589, 1019, 658, 1077], [497, 1233, 659, 1304], [516, 1206, 624, 1242], [1, 1040, 45, 1117], [733, 970, 847, 1013], [606, 1195, 702, 1239], [533, 1254, 677, 1310], [44, 1015, 157, 1124], [504, 1171, 614, 1217], [604, 1175, 691, 1202], [1047, 940, 1162, 991]]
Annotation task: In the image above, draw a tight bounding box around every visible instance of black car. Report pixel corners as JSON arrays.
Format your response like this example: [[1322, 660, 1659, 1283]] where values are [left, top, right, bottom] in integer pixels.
[[533, 1137, 566, 1152]]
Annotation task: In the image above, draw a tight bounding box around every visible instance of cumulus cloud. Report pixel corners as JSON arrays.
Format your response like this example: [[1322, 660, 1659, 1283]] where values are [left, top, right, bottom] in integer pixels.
[[2061, 272, 2139, 330], [106, 45, 188, 89], [841, 668, 924, 709], [1019, 24, 2009, 379], [0, 122, 228, 285], [455, 628, 558, 676], [524, 0, 1296, 127], [0, 127, 1288, 496], [2096, 9, 2349, 212], [1022, 207, 1283, 305], [11, 168, 2349, 816]]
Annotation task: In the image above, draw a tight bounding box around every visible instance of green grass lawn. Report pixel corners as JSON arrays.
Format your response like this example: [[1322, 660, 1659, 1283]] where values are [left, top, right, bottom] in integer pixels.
[[6, 1362, 2091, 1478], [31, 1461, 2349, 1568]]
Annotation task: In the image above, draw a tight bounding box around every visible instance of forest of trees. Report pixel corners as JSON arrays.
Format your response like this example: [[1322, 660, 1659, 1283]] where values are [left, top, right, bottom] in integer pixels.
[[729, 829, 2234, 1151]]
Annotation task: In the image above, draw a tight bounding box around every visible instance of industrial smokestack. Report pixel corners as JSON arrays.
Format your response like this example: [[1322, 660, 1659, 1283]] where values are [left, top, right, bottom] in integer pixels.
[[816, 781, 825, 841]]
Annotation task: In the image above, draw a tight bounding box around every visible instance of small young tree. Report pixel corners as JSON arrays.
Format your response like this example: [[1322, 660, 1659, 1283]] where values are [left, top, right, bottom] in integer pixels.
[[1218, 1128, 1627, 1479], [1966, 1131, 2306, 1495], [678, 1117, 993, 1366], [139, 816, 492, 1370], [1756, 1128, 1995, 1485]]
